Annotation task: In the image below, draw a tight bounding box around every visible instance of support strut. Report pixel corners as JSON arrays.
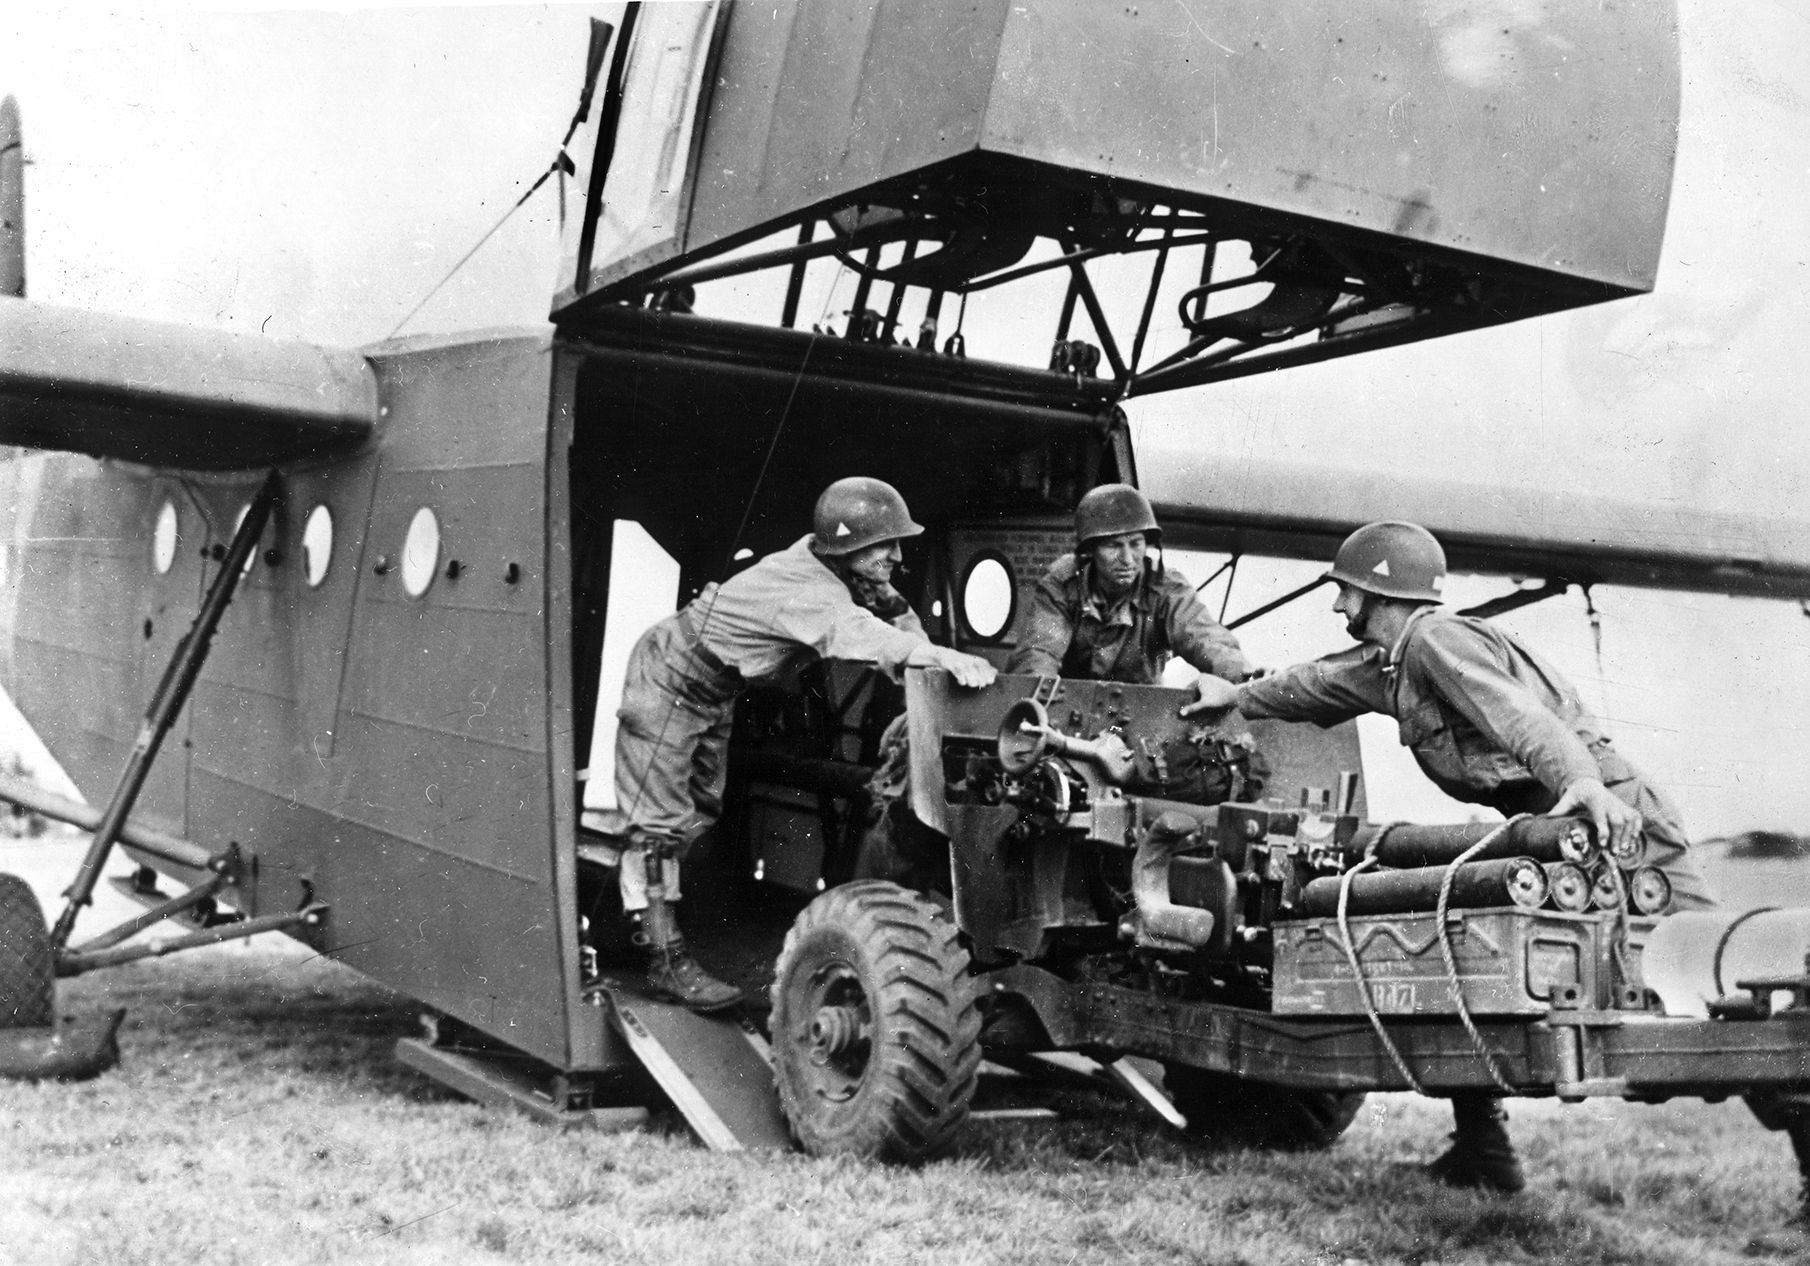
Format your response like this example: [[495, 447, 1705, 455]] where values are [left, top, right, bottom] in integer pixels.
[[49, 469, 280, 951], [57, 905, 326, 977]]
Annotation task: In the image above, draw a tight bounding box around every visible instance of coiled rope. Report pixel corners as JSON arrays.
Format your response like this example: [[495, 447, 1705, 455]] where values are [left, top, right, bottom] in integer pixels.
[[1336, 816, 1537, 1096]]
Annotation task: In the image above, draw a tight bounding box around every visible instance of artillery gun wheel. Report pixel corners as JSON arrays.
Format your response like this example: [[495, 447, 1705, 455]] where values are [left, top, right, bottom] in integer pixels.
[[1163, 1064, 1364, 1151], [0, 872, 55, 1028], [771, 880, 982, 1162]]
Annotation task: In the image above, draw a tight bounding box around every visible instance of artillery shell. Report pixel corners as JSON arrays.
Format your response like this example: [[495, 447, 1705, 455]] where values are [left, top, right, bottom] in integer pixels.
[[1607, 829, 1647, 868], [1629, 866, 1672, 916], [1298, 856, 1549, 917], [1557, 821, 1597, 864], [1354, 817, 1596, 868], [1545, 861, 1592, 912]]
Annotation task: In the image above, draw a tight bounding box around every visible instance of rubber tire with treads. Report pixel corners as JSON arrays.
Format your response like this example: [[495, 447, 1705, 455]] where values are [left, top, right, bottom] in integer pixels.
[[771, 880, 982, 1162], [0, 872, 54, 1028], [1164, 1064, 1364, 1151]]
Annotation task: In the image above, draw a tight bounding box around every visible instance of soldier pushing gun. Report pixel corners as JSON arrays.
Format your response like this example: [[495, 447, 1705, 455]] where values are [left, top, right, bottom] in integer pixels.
[[1187, 520, 1716, 1192], [590, 477, 995, 1012]]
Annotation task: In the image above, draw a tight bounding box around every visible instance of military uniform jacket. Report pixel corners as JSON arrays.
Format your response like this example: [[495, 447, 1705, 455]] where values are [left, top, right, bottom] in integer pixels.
[[1234, 606, 1603, 809], [1007, 556, 1252, 684], [689, 535, 925, 686]]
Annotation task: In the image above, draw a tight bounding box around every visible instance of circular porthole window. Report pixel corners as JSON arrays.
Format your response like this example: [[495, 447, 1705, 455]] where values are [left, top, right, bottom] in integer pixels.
[[401, 507, 441, 597], [959, 551, 1016, 642], [152, 502, 178, 574], [302, 505, 333, 588]]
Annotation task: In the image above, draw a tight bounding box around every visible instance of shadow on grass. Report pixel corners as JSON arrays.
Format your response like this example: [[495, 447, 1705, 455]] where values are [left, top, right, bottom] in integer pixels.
[[30, 941, 1810, 1266], [54, 942, 460, 1105]]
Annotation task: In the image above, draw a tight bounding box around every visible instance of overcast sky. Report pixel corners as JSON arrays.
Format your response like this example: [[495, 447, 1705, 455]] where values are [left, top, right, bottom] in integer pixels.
[[2, 2, 1807, 839]]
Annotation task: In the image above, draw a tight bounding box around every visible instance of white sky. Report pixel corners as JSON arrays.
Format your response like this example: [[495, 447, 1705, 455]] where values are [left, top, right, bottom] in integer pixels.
[[2, 2, 1808, 840]]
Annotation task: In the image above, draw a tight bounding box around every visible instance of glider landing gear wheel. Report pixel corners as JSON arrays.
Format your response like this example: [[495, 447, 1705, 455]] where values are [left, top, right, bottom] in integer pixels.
[[1164, 1064, 1365, 1151], [771, 880, 981, 1163], [0, 872, 55, 1028]]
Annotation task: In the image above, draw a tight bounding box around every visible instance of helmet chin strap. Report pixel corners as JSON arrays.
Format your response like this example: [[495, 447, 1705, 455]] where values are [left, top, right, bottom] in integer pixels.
[[826, 550, 910, 619], [1351, 589, 1399, 646]]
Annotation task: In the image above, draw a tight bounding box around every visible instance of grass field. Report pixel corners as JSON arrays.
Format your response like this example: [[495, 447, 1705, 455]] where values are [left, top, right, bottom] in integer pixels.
[[5, 837, 1809, 1266]]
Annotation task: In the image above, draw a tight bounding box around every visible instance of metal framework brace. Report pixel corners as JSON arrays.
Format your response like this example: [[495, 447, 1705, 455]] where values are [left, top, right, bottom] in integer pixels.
[[56, 903, 327, 977], [74, 864, 231, 955], [48, 469, 281, 959]]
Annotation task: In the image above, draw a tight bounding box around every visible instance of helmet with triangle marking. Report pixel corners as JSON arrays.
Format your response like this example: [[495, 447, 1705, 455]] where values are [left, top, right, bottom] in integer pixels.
[[1324, 521, 1446, 602], [810, 476, 925, 556]]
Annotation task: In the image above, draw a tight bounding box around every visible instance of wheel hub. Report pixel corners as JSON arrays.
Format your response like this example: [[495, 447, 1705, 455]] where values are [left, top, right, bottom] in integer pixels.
[[809, 1003, 867, 1058], [794, 963, 873, 1098]]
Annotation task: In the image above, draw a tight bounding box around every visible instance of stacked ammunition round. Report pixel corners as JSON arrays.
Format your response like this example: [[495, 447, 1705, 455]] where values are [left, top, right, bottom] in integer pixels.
[[1352, 817, 1595, 868], [1544, 860, 1592, 912], [1606, 829, 1647, 868], [1629, 866, 1672, 915], [1299, 856, 1548, 917]]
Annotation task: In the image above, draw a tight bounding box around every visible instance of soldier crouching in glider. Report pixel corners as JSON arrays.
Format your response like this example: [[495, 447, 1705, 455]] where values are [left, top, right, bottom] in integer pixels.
[[1187, 520, 1715, 1193], [594, 477, 996, 1012]]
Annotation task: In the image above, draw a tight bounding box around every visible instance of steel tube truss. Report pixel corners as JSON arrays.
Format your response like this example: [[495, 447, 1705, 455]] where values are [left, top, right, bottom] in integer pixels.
[[57, 905, 327, 977], [67, 870, 230, 956], [0, 771, 215, 873], [568, 185, 1550, 402], [49, 469, 279, 949]]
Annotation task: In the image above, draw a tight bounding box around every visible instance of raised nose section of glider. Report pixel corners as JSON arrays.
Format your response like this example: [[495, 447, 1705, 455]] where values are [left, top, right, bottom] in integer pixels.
[[550, 1, 1679, 395]]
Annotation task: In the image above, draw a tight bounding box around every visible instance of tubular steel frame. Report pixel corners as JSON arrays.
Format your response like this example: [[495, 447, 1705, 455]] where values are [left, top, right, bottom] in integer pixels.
[[572, 194, 1525, 402], [0, 470, 331, 981]]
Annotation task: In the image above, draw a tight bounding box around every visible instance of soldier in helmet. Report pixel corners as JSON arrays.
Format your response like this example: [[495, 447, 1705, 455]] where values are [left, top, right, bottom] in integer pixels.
[[858, 484, 1255, 885], [595, 477, 995, 1012], [1007, 483, 1253, 692], [1186, 519, 1714, 1192]]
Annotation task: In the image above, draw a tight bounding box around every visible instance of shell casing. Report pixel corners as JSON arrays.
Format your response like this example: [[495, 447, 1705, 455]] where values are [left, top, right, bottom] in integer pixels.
[[1608, 829, 1647, 868], [1298, 856, 1549, 918], [1355, 817, 1597, 868], [1556, 821, 1598, 864], [1545, 861, 1593, 912], [1629, 865, 1673, 916], [1589, 861, 1624, 911]]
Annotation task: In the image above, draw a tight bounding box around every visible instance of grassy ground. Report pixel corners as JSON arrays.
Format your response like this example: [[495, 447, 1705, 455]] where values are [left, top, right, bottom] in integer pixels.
[[5, 840, 1809, 1265]]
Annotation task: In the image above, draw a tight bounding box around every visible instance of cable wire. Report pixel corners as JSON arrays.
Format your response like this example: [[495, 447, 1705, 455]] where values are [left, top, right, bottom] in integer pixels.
[[385, 156, 570, 341], [612, 266, 849, 834]]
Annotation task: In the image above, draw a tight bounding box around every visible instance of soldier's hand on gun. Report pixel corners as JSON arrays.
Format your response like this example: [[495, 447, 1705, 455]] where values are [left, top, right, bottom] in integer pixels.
[[1177, 673, 1240, 719], [936, 646, 998, 689], [1549, 777, 1641, 859]]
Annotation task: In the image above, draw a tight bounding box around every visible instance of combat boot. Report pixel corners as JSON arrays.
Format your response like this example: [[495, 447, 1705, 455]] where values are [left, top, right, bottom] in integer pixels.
[[630, 897, 743, 1014], [1746, 1091, 1810, 1223], [1426, 1094, 1526, 1194], [1788, 1121, 1810, 1224]]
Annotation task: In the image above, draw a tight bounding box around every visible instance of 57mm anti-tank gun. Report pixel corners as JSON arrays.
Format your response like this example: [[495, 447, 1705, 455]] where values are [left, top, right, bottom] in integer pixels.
[[768, 671, 1810, 1168]]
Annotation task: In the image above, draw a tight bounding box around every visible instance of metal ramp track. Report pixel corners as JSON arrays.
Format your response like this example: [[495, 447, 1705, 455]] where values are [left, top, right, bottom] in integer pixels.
[[593, 974, 792, 1152]]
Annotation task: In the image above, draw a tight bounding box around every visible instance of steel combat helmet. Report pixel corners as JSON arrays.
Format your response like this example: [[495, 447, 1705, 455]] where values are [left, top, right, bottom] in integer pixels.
[[1325, 521, 1446, 602], [1074, 483, 1160, 547], [810, 476, 925, 555]]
